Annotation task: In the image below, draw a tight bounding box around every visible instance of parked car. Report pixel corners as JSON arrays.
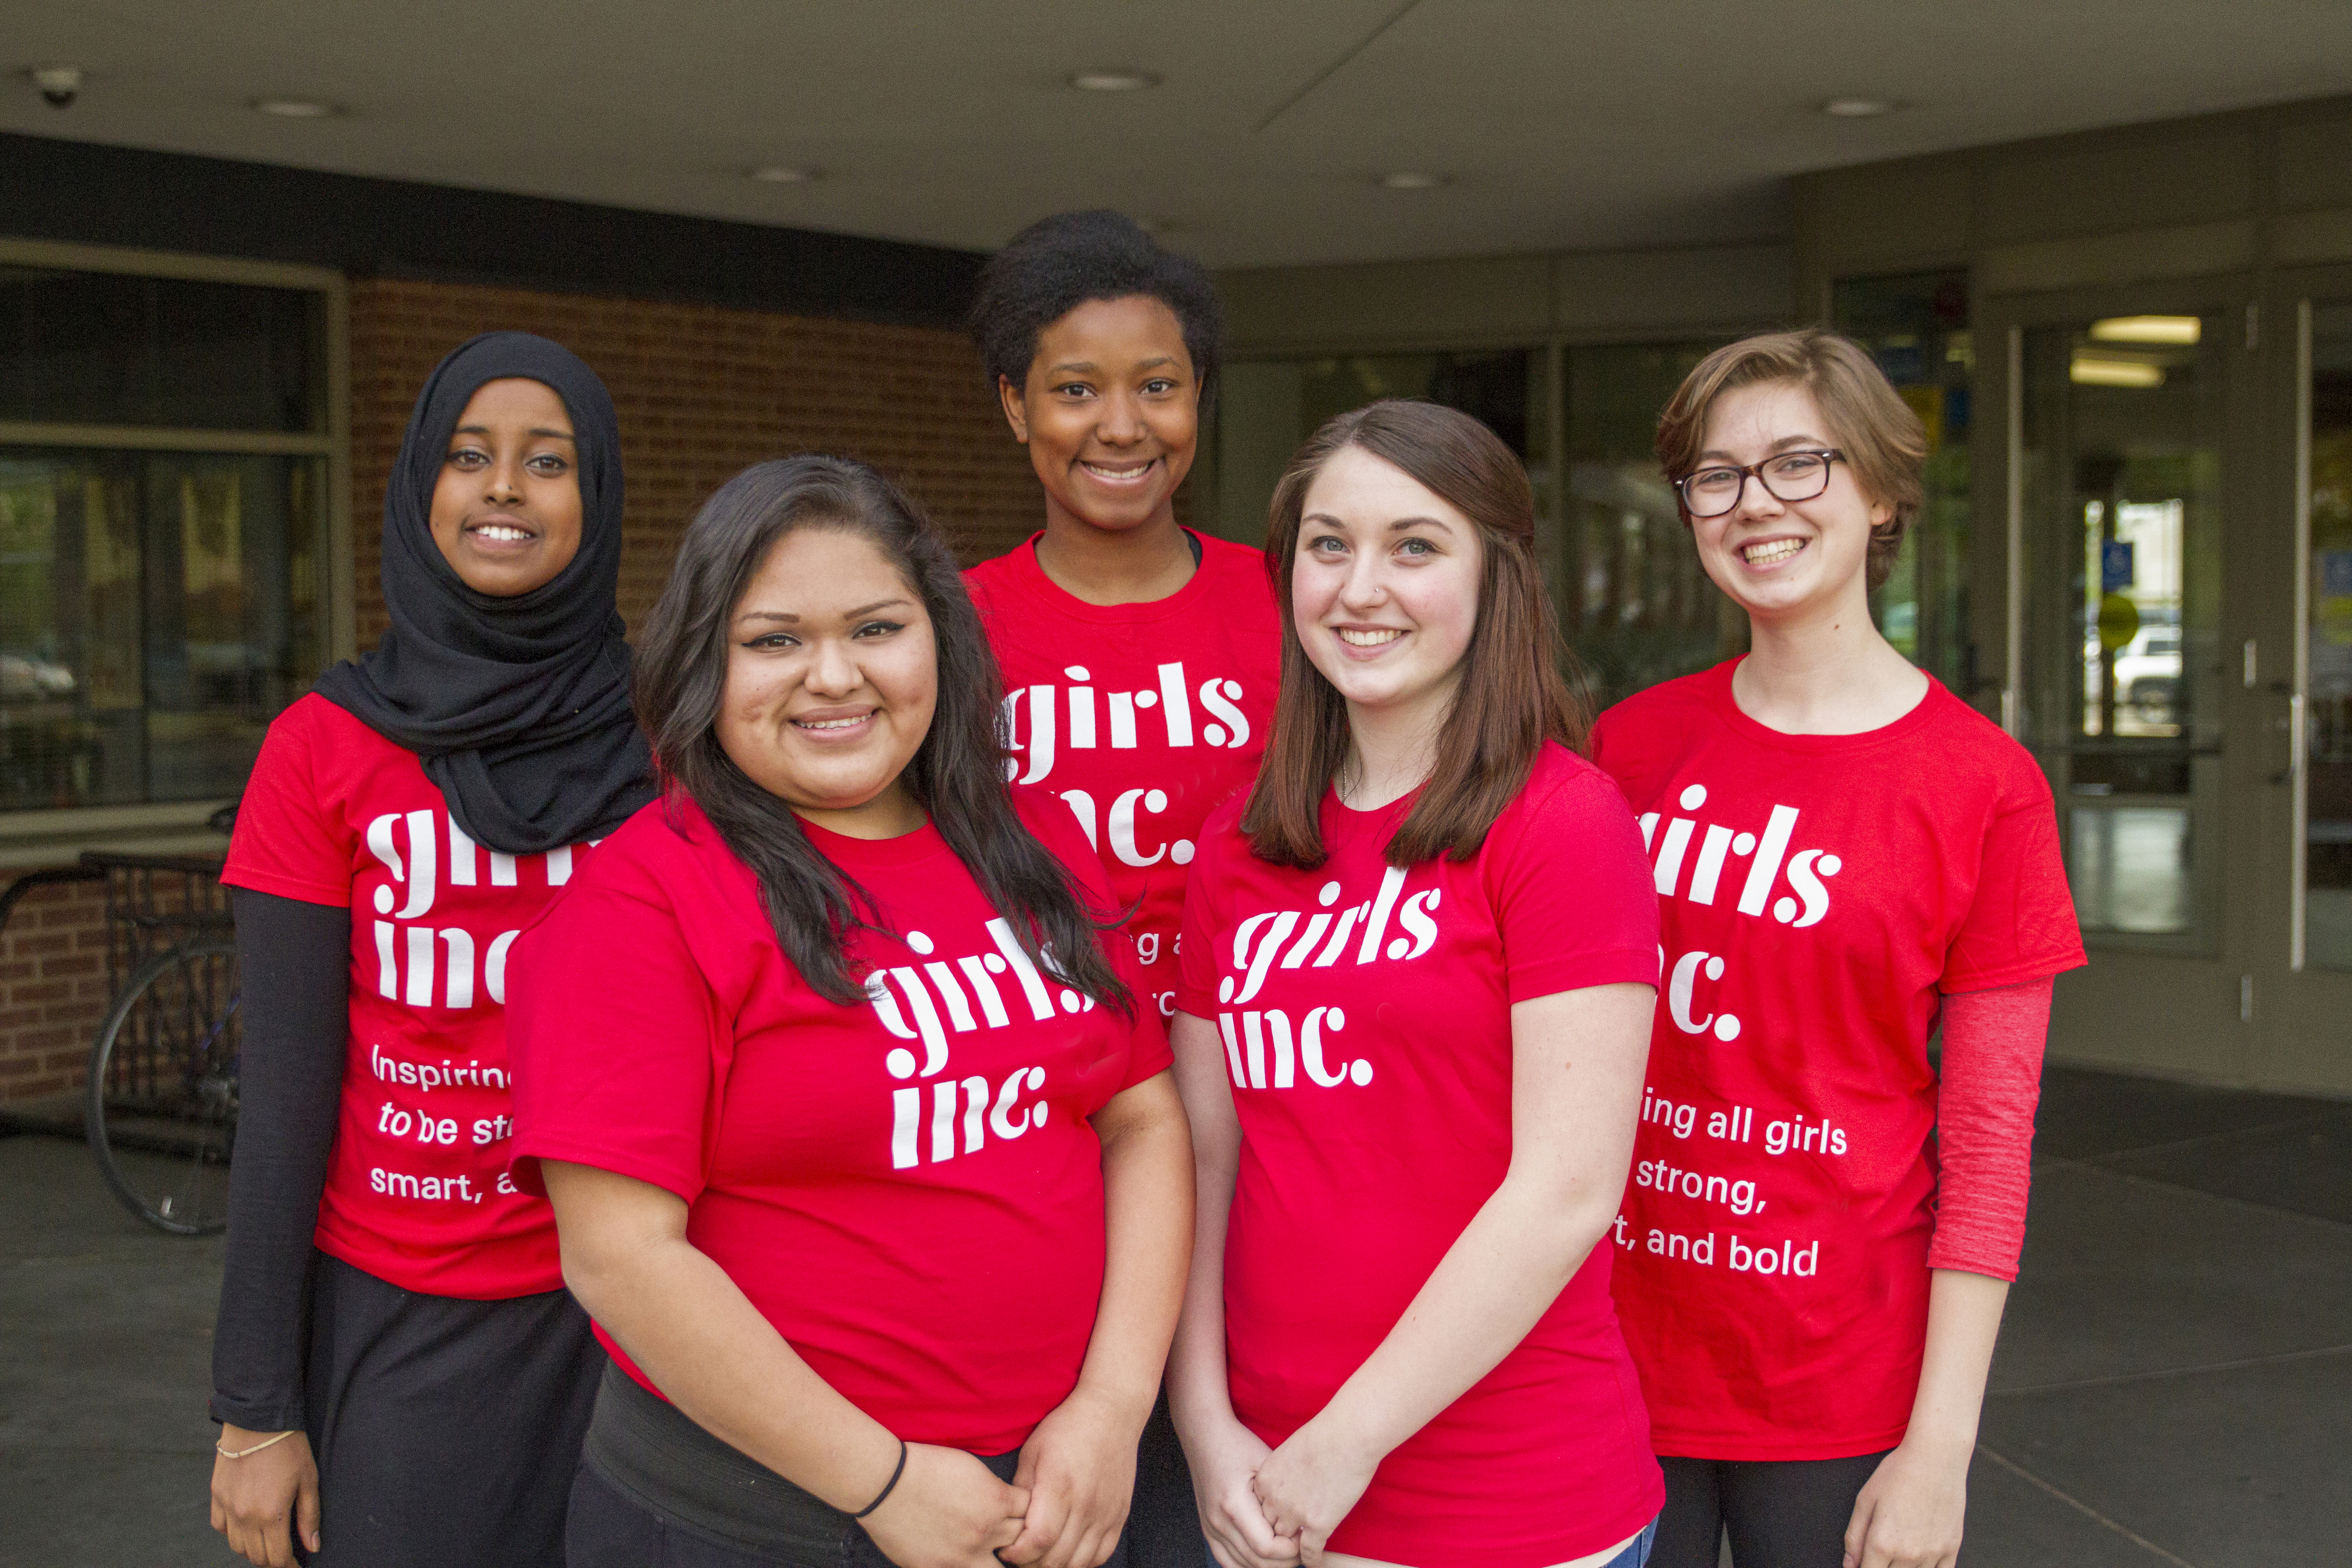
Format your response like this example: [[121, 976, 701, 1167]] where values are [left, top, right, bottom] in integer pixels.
[[2115, 624, 2183, 719]]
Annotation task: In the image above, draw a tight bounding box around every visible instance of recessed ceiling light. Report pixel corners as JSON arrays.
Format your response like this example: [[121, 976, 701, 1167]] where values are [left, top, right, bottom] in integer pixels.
[[1069, 69, 1160, 92], [747, 165, 817, 184], [2090, 315, 2201, 345], [2070, 355, 2165, 388], [1377, 171, 1448, 191], [29, 66, 83, 108], [1821, 97, 1899, 118], [251, 97, 342, 118]]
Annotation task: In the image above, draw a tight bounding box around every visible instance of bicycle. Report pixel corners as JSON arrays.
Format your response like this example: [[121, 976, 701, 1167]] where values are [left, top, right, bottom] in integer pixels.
[[75, 852, 240, 1236], [0, 847, 241, 1235], [85, 941, 240, 1236]]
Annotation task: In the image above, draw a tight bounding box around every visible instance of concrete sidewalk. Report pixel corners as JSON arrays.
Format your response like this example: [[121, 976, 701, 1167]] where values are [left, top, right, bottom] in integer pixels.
[[0, 1132, 235, 1566], [2, 1063, 2347, 1566]]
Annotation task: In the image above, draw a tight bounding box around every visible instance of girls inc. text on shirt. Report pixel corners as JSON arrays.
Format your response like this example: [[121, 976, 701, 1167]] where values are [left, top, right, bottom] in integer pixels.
[[863, 919, 1079, 1171], [1213, 864, 1445, 1094], [998, 659, 1255, 867], [364, 808, 580, 1009], [1639, 782, 1843, 1044]]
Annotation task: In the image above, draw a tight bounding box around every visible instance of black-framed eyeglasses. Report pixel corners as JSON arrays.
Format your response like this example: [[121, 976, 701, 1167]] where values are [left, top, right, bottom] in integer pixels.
[[1674, 449, 1844, 519]]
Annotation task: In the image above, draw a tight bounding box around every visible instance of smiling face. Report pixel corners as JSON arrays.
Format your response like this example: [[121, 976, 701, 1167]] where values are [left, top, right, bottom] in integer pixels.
[[1292, 443, 1485, 730], [1000, 294, 1199, 536], [715, 526, 937, 839], [1688, 379, 1890, 625], [428, 378, 585, 597]]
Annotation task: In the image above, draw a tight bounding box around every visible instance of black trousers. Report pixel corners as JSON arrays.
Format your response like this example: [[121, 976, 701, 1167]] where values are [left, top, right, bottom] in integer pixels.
[[570, 1363, 1135, 1568], [1649, 1452, 1892, 1568], [297, 1254, 604, 1568], [570, 1452, 1139, 1568], [1122, 1389, 1208, 1568]]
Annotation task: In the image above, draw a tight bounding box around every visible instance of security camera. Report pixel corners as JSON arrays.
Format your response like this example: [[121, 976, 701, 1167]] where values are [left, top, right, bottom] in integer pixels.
[[31, 66, 82, 109]]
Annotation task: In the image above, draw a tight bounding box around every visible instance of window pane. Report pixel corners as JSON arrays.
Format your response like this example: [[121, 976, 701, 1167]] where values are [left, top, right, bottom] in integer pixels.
[[0, 450, 326, 809], [1209, 350, 1535, 544], [1833, 271, 1973, 691], [2020, 313, 2224, 951], [1558, 340, 1741, 711], [0, 269, 324, 433]]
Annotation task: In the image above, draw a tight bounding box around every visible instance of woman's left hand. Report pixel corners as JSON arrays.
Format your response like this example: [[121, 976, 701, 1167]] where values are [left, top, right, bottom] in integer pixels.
[[999, 1384, 1146, 1568], [1843, 1435, 1971, 1568], [1250, 1419, 1379, 1567]]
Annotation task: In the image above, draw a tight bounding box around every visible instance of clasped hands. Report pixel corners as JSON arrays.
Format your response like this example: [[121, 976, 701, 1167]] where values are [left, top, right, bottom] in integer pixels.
[[1198, 1416, 1377, 1568], [866, 1382, 1142, 1568]]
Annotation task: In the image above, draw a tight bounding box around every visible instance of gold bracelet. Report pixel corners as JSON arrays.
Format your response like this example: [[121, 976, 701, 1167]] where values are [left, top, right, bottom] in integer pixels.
[[217, 1430, 299, 1460]]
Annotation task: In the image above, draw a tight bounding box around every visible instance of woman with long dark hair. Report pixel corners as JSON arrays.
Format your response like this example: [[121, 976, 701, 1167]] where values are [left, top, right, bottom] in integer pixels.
[[1593, 329, 2083, 1568], [1169, 401, 1665, 1568], [506, 456, 1192, 1568], [964, 209, 1280, 1563], [209, 332, 654, 1567]]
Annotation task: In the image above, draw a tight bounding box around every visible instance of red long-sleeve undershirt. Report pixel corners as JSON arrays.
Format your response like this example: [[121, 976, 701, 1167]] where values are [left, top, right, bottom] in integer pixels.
[[1926, 974, 2054, 1282]]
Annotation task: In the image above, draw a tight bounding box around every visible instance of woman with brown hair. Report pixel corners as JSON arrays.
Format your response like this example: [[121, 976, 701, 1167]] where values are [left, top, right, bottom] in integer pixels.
[[1591, 328, 2083, 1568], [1167, 400, 1666, 1568]]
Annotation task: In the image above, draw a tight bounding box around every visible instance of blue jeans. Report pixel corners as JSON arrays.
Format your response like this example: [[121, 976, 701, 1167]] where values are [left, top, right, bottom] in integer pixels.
[[1604, 1517, 1660, 1567]]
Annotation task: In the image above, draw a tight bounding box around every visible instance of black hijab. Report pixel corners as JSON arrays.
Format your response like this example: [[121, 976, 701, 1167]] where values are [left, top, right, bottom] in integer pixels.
[[315, 332, 655, 854]]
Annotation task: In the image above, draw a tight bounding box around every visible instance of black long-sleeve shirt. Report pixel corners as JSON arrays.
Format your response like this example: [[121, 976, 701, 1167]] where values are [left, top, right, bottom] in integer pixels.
[[210, 887, 349, 1433]]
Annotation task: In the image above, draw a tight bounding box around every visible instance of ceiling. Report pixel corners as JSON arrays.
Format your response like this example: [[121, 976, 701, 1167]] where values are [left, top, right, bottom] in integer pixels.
[[5, 0, 2350, 270]]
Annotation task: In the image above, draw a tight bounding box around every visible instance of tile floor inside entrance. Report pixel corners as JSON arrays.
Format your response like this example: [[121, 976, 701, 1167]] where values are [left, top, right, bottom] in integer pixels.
[[3, 1063, 2346, 1567]]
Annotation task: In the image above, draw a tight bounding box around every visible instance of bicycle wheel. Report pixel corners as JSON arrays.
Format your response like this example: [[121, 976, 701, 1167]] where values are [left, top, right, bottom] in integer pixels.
[[85, 939, 240, 1236]]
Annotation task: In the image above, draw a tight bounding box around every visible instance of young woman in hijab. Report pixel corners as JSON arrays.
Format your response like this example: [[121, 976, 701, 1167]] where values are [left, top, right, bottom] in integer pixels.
[[963, 209, 1281, 1565], [206, 331, 655, 1568]]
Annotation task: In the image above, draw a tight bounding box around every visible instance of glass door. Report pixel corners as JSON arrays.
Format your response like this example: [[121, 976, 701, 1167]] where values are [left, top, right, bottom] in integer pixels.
[[2304, 302, 2352, 973], [2017, 309, 2228, 952], [1986, 281, 2260, 1084], [2259, 284, 2352, 1094]]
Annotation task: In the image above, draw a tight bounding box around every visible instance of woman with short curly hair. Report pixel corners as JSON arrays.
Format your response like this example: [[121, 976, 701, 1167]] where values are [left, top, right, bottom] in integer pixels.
[[1594, 328, 2086, 1568]]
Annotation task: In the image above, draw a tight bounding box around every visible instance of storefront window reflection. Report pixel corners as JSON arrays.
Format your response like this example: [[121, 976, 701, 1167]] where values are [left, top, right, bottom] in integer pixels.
[[0, 265, 331, 813], [1557, 341, 1742, 711], [1833, 272, 1974, 693]]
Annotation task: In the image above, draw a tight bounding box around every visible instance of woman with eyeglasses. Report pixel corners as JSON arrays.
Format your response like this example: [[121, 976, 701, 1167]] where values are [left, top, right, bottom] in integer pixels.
[[1589, 329, 2084, 1568]]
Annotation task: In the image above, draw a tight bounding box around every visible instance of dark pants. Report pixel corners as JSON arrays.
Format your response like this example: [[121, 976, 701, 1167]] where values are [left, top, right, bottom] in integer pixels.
[[568, 1363, 1134, 1568], [570, 1454, 1137, 1568], [1124, 1389, 1209, 1568], [1649, 1452, 1892, 1568], [298, 1254, 604, 1568]]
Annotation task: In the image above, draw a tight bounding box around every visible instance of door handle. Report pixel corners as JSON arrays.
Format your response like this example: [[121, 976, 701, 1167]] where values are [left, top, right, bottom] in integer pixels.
[[2269, 690, 2305, 786]]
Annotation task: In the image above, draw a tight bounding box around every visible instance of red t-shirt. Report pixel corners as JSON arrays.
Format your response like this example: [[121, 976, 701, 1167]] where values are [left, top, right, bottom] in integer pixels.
[[1589, 662, 2086, 1460], [221, 693, 598, 1298], [965, 531, 1281, 1019], [505, 789, 1171, 1455], [1176, 744, 1666, 1568]]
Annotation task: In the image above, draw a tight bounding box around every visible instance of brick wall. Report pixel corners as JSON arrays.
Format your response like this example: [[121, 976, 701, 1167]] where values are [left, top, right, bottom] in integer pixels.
[[0, 877, 113, 1104], [349, 277, 1049, 642], [2, 275, 1083, 1104]]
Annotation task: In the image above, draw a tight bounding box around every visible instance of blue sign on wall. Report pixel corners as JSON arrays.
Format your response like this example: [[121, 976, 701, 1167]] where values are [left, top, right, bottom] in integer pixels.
[[2323, 549, 2352, 597], [2102, 539, 2136, 593]]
